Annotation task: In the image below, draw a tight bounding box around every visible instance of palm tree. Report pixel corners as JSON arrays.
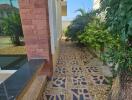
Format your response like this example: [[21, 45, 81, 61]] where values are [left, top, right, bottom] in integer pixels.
[[9, 0, 13, 7], [2, 12, 23, 46], [75, 8, 87, 16]]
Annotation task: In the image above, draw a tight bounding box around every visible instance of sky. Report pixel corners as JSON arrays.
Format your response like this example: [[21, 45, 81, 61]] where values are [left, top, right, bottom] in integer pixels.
[[0, 0, 18, 8], [0, 0, 93, 20], [62, 0, 93, 21]]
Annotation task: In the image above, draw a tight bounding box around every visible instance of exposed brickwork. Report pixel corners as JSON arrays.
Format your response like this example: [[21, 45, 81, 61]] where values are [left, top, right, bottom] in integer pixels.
[[19, 0, 51, 62]]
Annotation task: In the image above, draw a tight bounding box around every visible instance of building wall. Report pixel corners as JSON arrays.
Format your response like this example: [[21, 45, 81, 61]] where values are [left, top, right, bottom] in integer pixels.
[[19, 0, 63, 74], [48, 0, 62, 67], [19, 0, 52, 62], [61, 1, 67, 16], [93, 0, 100, 10], [62, 20, 71, 30]]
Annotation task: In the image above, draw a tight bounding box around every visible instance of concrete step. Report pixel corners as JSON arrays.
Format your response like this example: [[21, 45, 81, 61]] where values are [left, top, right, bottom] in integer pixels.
[[20, 75, 47, 100]]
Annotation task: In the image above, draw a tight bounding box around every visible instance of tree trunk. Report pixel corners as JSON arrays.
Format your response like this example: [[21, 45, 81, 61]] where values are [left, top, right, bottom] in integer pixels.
[[108, 72, 132, 100], [11, 34, 21, 46], [108, 75, 120, 100], [119, 72, 132, 100], [15, 35, 21, 46]]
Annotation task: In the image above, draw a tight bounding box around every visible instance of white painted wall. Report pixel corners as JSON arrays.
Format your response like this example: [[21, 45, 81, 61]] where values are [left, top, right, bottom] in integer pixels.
[[93, 0, 100, 10], [48, 0, 62, 55], [62, 20, 71, 30], [48, 0, 55, 54]]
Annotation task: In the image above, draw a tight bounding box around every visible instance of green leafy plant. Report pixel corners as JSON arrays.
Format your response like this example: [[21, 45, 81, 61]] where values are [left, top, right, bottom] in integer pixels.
[[0, 5, 18, 35], [75, 8, 87, 16], [79, 18, 114, 54], [100, 0, 132, 74], [66, 9, 98, 42], [2, 12, 23, 46], [100, 0, 132, 99]]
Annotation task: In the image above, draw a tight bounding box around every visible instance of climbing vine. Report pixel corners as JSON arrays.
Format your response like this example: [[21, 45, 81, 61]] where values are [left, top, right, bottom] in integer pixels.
[[100, 0, 132, 74]]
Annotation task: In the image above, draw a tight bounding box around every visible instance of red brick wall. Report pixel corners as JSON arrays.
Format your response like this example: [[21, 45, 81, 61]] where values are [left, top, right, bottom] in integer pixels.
[[19, 0, 52, 61]]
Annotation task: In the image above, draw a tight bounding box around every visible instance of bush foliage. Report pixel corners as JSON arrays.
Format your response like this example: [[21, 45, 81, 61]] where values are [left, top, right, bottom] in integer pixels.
[[101, 0, 132, 74], [78, 18, 115, 51], [65, 10, 98, 42], [2, 12, 23, 46], [65, 1, 132, 99], [66, 0, 132, 74]]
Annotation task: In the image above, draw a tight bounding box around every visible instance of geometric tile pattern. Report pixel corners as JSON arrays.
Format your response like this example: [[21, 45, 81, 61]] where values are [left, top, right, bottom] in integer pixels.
[[86, 66, 99, 73], [45, 95, 65, 100], [43, 40, 110, 100], [55, 67, 66, 75], [91, 75, 108, 85], [72, 76, 87, 86], [71, 88, 92, 100], [52, 77, 66, 88]]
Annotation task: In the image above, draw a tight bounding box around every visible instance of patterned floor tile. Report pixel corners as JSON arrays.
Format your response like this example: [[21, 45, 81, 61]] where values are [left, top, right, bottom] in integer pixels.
[[43, 40, 110, 100], [55, 67, 66, 75], [91, 75, 108, 85], [70, 88, 93, 100], [52, 77, 66, 88], [44, 89, 66, 100], [45, 95, 65, 100]]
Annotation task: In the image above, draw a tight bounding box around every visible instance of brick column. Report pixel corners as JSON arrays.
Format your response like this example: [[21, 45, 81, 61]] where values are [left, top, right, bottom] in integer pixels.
[[19, 0, 53, 77]]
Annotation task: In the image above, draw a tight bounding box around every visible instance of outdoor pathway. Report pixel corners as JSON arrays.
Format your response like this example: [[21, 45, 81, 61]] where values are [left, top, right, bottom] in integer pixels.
[[43, 40, 111, 100]]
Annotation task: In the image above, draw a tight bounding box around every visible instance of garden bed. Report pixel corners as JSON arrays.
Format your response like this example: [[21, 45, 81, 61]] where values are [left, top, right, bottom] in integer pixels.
[[0, 46, 26, 55]]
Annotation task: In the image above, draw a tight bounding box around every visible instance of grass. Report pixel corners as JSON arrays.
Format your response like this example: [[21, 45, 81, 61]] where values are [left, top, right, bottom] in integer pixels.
[[0, 36, 26, 55], [0, 36, 13, 49], [0, 46, 26, 55]]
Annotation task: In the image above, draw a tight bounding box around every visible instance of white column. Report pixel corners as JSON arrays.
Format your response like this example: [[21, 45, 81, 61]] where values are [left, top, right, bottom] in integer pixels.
[[48, 0, 55, 54]]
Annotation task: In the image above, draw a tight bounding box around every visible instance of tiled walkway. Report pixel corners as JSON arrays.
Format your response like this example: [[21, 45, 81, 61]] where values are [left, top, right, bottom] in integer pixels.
[[43, 40, 111, 100]]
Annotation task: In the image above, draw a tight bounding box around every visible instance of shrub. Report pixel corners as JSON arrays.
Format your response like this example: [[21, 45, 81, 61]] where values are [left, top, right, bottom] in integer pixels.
[[78, 18, 115, 52], [66, 10, 98, 42], [101, 0, 132, 74], [100, 0, 132, 99], [2, 12, 23, 46], [66, 14, 89, 41]]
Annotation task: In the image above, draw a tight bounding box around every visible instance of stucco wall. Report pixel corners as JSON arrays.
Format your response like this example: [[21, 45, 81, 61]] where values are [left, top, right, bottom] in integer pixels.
[[48, 0, 62, 54], [62, 20, 71, 30], [48, 0, 62, 67]]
